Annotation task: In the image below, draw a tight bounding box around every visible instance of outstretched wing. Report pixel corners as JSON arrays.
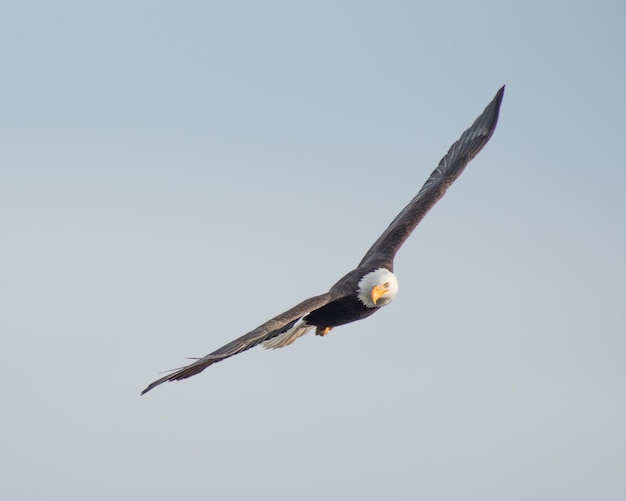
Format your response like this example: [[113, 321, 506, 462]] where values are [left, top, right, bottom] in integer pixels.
[[141, 292, 338, 394], [358, 86, 504, 269]]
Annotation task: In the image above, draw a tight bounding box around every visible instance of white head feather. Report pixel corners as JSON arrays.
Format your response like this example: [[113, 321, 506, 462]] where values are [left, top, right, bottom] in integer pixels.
[[357, 268, 399, 308]]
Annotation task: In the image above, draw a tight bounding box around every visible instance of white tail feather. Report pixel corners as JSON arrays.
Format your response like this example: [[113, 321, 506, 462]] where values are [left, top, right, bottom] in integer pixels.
[[262, 321, 314, 350]]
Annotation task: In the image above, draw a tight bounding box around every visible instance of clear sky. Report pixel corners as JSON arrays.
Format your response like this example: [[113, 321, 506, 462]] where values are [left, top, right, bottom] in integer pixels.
[[2, 1, 625, 500]]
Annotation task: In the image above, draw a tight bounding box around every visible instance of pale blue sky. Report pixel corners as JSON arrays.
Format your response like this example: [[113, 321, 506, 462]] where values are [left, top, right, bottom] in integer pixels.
[[2, 1, 625, 500]]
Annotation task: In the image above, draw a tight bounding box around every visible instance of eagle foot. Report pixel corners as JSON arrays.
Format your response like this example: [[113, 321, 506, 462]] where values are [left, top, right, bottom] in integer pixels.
[[316, 326, 333, 337]]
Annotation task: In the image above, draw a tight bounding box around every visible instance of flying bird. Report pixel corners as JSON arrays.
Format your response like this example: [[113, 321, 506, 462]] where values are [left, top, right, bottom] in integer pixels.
[[142, 86, 504, 394]]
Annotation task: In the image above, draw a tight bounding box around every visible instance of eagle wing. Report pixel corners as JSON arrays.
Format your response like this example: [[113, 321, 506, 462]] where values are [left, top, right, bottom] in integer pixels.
[[358, 86, 504, 269], [141, 292, 339, 394]]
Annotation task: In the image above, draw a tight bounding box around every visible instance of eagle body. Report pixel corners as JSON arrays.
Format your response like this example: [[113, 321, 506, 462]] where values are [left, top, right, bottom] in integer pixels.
[[260, 267, 395, 349], [141, 87, 504, 395], [307, 266, 398, 334], [304, 294, 378, 334]]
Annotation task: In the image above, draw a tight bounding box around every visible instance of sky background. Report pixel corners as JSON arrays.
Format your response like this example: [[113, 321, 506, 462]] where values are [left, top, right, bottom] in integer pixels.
[[2, 1, 625, 500]]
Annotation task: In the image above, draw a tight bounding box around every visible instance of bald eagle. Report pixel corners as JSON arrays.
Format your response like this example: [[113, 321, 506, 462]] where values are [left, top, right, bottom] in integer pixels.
[[142, 86, 504, 394]]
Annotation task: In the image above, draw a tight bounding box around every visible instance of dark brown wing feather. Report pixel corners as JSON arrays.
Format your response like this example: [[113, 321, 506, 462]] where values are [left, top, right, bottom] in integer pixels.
[[358, 86, 504, 269], [141, 292, 338, 394]]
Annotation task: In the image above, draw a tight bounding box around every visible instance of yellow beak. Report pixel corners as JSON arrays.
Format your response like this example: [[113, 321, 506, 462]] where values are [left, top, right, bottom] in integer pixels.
[[371, 285, 388, 305]]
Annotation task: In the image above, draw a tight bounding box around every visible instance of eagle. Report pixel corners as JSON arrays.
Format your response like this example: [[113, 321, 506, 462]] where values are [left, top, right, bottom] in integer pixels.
[[142, 86, 504, 394]]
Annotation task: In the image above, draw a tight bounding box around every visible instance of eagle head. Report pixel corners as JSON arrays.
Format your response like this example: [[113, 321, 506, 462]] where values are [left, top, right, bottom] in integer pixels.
[[357, 268, 398, 308]]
